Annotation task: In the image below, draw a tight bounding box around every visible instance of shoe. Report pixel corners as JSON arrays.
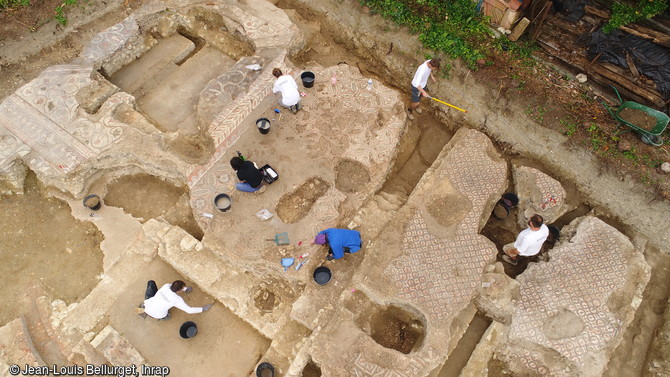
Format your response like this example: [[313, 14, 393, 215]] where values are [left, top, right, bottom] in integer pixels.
[[254, 185, 267, 194], [296, 102, 301, 111], [326, 255, 334, 261], [407, 110, 415, 120], [290, 105, 297, 114], [415, 107, 422, 114], [502, 255, 518, 265]]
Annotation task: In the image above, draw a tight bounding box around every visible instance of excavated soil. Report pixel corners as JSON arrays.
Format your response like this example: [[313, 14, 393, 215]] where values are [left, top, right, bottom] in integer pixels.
[[369, 306, 424, 355], [276, 176, 329, 223], [1, 0, 670, 374], [103, 173, 204, 240], [0, 172, 103, 325], [618, 107, 658, 131], [302, 361, 322, 377]]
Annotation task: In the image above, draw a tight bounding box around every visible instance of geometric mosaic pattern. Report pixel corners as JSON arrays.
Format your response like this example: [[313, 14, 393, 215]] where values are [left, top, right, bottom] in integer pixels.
[[517, 165, 565, 210], [0, 65, 96, 176], [78, 15, 139, 65], [388, 212, 496, 321], [507, 216, 636, 376], [387, 131, 507, 321], [350, 351, 430, 377]]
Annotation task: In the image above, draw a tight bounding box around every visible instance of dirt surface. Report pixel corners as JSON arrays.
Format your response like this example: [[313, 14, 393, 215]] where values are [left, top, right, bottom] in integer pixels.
[[618, 107, 658, 132], [0, 172, 103, 325], [1, 0, 670, 374], [104, 173, 203, 239], [110, 258, 270, 377], [335, 159, 370, 193], [302, 361, 322, 377], [369, 306, 424, 355], [276, 176, 329, 223]]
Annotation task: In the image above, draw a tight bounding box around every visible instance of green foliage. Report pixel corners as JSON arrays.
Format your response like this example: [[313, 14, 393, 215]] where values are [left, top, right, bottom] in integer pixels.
[[53, 0, 82, 26], [362, 0, 491, 68], [561, 118, 578, 136], [603, 0, 668, 33], [0, 0, 29, 10], [525, 105, 546, 123]]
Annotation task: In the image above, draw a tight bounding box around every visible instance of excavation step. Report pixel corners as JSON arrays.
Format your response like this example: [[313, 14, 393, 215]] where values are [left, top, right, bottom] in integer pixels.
[[109, 34, 196, 95], [138, 46, 235, 133]]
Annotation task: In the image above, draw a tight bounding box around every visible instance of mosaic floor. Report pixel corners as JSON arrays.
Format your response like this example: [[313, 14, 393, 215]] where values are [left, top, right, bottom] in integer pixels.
[[507, 216, 645, 376]]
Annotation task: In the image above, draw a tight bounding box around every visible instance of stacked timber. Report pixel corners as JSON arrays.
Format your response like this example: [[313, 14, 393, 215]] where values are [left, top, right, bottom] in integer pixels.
[[532, 2, 668, 108]]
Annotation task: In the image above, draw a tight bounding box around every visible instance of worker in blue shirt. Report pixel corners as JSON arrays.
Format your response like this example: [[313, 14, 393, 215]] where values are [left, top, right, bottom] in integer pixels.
[[313, 228, 362, 260]]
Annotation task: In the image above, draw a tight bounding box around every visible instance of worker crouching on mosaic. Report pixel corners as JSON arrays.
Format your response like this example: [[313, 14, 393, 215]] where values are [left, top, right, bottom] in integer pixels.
[[313, 228, 362, 261], [272, 68, 301, 114], [501, 214, 549, 266], [142, 280, 212, 320], [230, 156, 266, 193]]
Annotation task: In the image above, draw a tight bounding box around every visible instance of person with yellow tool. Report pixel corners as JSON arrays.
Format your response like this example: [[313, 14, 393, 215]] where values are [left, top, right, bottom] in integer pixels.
[[407, 58, 441, 120]]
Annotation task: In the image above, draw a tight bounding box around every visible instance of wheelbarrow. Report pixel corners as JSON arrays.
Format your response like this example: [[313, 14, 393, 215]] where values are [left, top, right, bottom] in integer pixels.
[[598, 85, 669, 146]]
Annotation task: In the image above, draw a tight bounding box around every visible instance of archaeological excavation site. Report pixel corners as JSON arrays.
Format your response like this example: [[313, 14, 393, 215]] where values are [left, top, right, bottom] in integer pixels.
[[0, 0, 669, 376]]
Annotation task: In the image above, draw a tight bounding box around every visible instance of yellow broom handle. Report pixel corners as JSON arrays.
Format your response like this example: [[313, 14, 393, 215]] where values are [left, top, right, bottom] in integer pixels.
[[430, 97, 467, 113]]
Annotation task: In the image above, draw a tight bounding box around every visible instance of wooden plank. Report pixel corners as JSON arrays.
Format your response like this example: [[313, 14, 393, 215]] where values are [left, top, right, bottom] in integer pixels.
[[621, 24, 670, 48], [531, 2, 551, 42], [583, 5, 670, 47], [536, 40, 664, 107], [509, 17, 531, 41], [624, 52, 640, 78], [584, 4, 609, 19]]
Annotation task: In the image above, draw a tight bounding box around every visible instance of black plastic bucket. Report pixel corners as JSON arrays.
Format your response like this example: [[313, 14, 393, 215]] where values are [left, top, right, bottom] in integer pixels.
[[492, 201, 510, 220], [179, 321, 198, 339], [313, 266, 332, 285], [501, 193, 519, 209], [256, 118, 270, 135], [83, 194, 102, 211], [214, 193, 232, 212], [547, 225, 560, 243], [256, 362, 274, 377], [301, 71, 315, 88]]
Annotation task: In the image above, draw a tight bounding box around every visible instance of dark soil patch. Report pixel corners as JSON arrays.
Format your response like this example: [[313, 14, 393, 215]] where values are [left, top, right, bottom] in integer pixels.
[[276, 177, 329, 223], [335, 159, 370, 193], [302, 361, 322, 377], [369, 306, 424, 354], [618, 107, 658, 131], [253, 287, 277, 312]]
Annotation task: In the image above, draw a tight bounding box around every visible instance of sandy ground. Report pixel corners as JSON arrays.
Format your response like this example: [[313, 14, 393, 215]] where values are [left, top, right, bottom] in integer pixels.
[[111, 258, 270, 377], [0, 172, 103, 325]]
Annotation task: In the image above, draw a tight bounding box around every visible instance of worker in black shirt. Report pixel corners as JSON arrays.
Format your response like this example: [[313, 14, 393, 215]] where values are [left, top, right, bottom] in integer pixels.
[[230, 156, 265, 193]]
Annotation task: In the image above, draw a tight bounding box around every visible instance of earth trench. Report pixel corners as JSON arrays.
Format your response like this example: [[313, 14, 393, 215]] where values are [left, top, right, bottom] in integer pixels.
[[0, 0, 668, 376]]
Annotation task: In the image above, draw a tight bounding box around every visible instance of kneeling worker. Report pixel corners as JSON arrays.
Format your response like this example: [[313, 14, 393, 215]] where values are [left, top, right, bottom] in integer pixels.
[[230, 156, 266, 193], [313, 228, 362, 260], [143, 280, 212, 320]]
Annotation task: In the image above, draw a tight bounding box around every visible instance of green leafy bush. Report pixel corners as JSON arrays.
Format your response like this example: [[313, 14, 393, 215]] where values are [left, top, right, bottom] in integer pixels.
[[603, 0, 668, 33], [362, 0, 490, 68], [0, 0, 30, 10]]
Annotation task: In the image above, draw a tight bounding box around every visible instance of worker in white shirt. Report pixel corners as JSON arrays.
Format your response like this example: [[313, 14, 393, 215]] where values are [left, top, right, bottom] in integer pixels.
[[272, 68, 301, 113], [501, 214, 550, 266], [142, 280, 212, 320], [407, 58, 441, 120]]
